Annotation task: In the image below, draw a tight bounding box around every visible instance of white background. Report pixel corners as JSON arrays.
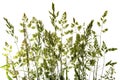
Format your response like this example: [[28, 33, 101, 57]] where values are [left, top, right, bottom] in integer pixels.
[[0, 0, 120, 79]]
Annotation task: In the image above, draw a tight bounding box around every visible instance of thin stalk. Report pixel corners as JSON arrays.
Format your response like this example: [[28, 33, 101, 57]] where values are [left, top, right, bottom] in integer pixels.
[[82, 55, 85, 80], [23, 25, 30, 79], [74, 68, 81, 80], [95, 59, 99, 80], [35, 27, 42, 79], [65, 59, 68, 80], [57, 61, 59, 79], [12, 61, 18, 80], [95, 23, 104, 80], [78, 58, 81, 79], [100, 24, 105, 79], [60, 27, 63, 76], [6, 56, 9, 79], [26, 38, 29, 79], [33, 52, 39, 79], [101, 53, 105, 79]]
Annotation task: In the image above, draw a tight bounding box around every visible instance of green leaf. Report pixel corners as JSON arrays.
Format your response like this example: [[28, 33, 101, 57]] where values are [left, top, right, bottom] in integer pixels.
[[90, 59, 96, 66], [86, 20, 94, 36], [102, 10, 108, 18], [97, 22, 101, 26], [111, 62, 117, 66], [73, 18, 75, 23], [71, 23, 74, 28], [91, 52, 96, 57], [106, 61, 117, 66], [92, 30, 96, 34], [0, 64, 10, 69], [5, 42, 9, 47], [101, 41, 107, 52], [31, 26, 35, 29], [88, 20, 94, 28], [10, 45, 12, 49], [52, 2, 55, 11], [76, 33, 80, 42], [22, 13, 28, 22], [32, 33, 38, 38], [107, 48, 117, 51], [4, 17, 14, 36], [19, 29, 24, 33], [103, 19, 107, 24], [49, 11, 53, 17], [85, 65, 91, 71], [7, 74, 13, 80], [64, 30, 73, 34], [64, 24, 69, 28], [77, 25, 81, 31], [106, 60, 112, 66], [56, 11, 59, 17], [102, 28, 108, 33]]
